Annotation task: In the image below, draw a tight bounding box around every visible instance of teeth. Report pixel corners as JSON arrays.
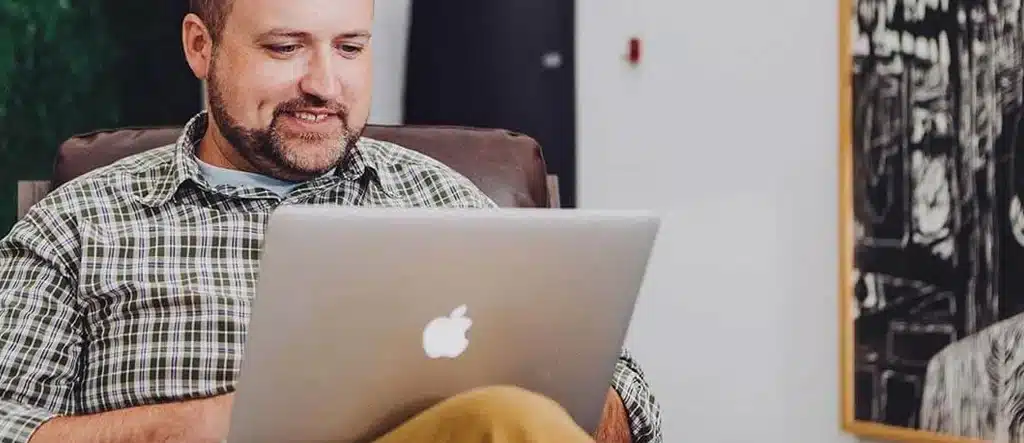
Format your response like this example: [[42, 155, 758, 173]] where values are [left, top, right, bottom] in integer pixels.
[[294, 112, 328, 122]]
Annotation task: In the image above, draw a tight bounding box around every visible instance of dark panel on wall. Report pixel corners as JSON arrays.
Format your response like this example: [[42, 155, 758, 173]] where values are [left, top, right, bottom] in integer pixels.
[[403, 1, 577, 207], [102, 0, 202, 127]]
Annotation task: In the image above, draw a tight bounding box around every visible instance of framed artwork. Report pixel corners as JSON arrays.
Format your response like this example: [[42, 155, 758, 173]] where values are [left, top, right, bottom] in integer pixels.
[[840, 0, 1024, 442]]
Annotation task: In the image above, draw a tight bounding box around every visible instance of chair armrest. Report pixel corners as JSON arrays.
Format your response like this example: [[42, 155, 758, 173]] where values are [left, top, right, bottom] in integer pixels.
[[17, 180, 52, 221]]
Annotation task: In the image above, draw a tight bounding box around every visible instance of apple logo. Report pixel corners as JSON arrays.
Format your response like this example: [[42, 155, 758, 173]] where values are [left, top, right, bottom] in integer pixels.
[[422, 304, 472, 359]]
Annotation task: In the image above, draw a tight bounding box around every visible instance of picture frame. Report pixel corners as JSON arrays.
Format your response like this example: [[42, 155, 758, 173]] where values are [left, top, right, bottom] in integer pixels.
[[840, 0, 1024, 442]]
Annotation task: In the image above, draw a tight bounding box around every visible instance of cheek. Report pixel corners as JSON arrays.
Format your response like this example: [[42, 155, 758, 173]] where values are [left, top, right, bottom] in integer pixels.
[[341, 64, 373, 122], [240, 61, 307, 120]]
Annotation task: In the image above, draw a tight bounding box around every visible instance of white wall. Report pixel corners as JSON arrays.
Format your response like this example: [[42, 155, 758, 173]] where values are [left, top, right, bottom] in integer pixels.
[[577, 1, 858, 442], [369, 0, 412, 125], [374, 0, 857, 442]]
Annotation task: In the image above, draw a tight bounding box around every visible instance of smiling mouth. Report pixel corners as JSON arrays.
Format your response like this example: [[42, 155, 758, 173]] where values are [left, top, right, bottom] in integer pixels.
[[289, 111, 335, 123]]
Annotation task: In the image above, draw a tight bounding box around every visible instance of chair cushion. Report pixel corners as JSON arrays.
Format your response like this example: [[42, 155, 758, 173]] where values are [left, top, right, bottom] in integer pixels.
[[54, 124, 550, 208]]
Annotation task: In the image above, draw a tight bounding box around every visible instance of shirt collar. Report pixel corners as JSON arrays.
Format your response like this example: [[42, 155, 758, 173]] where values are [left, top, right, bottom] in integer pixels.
[[139, 111, 378, 206]]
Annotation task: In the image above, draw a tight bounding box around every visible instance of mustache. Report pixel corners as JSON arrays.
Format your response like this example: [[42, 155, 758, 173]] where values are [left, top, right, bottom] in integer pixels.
[[273, 96, 349, 118]]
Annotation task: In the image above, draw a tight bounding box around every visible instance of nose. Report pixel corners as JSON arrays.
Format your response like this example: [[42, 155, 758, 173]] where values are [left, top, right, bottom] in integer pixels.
[[299, 48, 342, 101]]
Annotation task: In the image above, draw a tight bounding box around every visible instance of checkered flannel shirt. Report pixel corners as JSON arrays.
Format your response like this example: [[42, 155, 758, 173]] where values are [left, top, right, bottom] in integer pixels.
[[0, 112, 662, 443]]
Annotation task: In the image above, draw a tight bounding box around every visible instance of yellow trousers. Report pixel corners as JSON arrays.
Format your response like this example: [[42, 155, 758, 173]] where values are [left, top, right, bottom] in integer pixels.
[[373, 386, 597, 443]]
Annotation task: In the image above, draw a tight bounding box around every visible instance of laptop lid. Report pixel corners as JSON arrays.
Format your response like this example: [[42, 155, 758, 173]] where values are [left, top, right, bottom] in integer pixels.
[[226, 206, 660, 443]]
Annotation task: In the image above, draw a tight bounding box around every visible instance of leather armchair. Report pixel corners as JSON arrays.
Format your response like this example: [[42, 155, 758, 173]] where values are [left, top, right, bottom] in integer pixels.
[[17, 124, 558, 217]]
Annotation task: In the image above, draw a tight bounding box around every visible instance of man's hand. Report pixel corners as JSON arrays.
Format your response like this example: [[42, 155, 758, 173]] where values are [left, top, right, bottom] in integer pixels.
[[593, 387, 632, 443]]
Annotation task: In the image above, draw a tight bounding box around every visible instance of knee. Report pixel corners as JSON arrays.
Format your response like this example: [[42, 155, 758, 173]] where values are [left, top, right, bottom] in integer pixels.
[[445, 385, 571, 422], [407, 385, 594, 442], [456, 386, 558, 409]]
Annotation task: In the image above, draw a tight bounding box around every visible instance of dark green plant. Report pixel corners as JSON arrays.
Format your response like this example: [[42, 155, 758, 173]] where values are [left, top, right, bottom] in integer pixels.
[[0, 0, 122, 233]]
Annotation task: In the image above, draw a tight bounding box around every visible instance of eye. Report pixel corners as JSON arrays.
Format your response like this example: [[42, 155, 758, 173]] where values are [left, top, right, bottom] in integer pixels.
[[338, 43, 364, 56], [265, 44, 301, 55]]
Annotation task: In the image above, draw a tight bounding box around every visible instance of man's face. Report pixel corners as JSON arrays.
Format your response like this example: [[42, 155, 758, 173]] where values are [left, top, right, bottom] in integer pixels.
[[204, 0, 374, 181]]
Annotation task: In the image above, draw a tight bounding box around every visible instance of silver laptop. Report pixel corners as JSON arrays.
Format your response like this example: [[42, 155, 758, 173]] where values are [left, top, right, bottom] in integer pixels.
[[225, 205, 660, 443]]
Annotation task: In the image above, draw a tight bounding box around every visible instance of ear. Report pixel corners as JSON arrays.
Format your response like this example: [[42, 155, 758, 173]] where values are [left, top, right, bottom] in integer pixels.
[[182, 13, 214, 80]]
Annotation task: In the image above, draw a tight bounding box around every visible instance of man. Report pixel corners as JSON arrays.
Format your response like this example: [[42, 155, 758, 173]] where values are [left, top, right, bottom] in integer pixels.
[[0, 0, 662, 442]]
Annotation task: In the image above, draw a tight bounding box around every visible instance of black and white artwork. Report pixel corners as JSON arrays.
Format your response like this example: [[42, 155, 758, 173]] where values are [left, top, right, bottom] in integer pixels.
[[846, 0, 1024, 441]]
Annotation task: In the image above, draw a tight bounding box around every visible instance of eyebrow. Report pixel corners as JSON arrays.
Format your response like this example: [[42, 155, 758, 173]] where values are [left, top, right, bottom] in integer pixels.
[[257, 28, 372, 40]]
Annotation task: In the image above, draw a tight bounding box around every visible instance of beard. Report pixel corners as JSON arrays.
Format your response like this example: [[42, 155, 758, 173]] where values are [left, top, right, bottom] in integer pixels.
[[205, 63, 363, 182]]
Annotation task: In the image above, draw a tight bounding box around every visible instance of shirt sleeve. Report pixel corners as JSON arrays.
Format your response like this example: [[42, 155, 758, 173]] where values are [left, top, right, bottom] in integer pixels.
[[0, 204, 82, 443], [612, 348, 663, 443]]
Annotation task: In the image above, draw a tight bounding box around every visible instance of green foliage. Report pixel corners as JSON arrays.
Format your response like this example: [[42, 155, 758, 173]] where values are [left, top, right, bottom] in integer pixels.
[[0, 0, 121, 233]]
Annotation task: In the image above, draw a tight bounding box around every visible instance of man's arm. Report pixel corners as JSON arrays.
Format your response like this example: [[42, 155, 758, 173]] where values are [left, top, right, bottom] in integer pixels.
[[595, 388, 633, 443], [27, 394, 233, 443], [0, 204, 233, 443], [0, 205, 83, 443], [608, 348, 662, 443]]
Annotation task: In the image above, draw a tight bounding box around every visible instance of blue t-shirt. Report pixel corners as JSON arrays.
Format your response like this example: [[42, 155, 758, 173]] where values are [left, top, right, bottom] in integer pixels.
[[196, 159, 303, 197]]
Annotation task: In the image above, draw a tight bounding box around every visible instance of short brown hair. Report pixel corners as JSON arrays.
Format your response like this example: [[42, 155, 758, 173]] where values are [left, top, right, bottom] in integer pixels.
[[189, 0, 233, 42]]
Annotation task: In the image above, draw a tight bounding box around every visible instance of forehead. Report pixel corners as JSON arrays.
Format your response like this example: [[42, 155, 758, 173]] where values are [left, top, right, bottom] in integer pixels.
[[228, 0, 374, 34]]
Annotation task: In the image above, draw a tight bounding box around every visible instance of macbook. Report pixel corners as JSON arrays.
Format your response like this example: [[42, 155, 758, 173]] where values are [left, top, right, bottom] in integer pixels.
[[225, 206, 660, 443]]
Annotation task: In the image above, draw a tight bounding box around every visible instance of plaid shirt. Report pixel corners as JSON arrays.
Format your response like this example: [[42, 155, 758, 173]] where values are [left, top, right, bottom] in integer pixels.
[[0, 112, 662, 443]]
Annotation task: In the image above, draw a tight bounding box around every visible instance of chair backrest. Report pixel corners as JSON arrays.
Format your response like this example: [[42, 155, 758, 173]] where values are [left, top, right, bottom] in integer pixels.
[[48, 124, 555, 208]]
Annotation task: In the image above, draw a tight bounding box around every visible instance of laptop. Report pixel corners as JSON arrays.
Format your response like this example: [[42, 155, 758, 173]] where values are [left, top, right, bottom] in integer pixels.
[[225, 205, 660, 443]]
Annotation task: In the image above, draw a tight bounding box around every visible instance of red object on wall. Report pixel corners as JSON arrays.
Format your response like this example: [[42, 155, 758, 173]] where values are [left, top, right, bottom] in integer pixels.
[[627, 37, 641, 65]]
